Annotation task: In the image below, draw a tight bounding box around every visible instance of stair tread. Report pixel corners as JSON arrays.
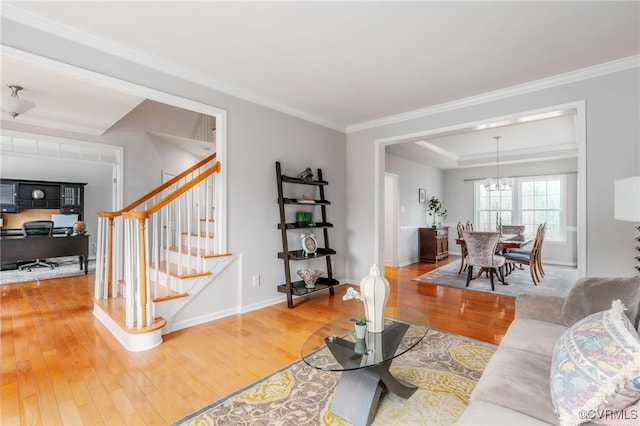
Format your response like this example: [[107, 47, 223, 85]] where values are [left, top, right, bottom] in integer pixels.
[[93, 297, 166, 333], [168, 245, 216, 257], [204, 252, 233, 259], [148, 279, 189, 298], [152, 293, 189, 303], [150, 261, 212, 278], [181, 231, 215, 238]]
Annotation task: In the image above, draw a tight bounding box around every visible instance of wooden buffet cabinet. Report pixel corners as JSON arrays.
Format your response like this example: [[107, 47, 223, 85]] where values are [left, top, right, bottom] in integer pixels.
[[419, 227, 449, 263]]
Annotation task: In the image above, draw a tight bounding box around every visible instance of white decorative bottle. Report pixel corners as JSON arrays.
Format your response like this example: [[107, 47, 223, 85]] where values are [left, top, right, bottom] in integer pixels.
[[359, 263, 390, 332]]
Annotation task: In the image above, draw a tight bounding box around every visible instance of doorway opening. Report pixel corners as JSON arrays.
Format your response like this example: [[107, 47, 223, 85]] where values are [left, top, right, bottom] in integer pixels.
[[376, 101, 586, 278]]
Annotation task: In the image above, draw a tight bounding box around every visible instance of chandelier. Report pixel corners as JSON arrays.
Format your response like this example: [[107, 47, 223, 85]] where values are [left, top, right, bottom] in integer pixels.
[[483, 136, 512, 191]]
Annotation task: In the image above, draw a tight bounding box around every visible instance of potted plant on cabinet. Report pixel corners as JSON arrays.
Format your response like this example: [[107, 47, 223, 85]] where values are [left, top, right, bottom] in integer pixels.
[[427, 196, 447, 228]]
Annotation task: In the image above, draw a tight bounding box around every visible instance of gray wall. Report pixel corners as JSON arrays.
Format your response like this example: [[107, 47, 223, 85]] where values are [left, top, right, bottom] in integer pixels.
[[385, 154, 444, 266], [385, 153, 578, 267], [443, 158, 578, 266], [0, 100, 205, 254], [386, 154, 444, 228], [1, 19, 347, 312], [2, 16, 638, 309], [0, 149, 113, 257]]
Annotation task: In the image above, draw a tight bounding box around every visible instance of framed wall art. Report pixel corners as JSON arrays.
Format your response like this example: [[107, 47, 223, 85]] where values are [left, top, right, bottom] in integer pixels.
[[418, 188, 426, 203]]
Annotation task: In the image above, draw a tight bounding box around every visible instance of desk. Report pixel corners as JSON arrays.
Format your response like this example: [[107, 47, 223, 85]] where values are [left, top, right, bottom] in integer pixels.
[[0, 234, 89, 272], [301, 307, 428, 426]]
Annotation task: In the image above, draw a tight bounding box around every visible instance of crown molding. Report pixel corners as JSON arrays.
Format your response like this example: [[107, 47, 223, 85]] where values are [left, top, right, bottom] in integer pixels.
[[1, 115, 108, 136], [3, 4, 637, 135], [346, 55, 640, 134], [1, 3, 345, 133]]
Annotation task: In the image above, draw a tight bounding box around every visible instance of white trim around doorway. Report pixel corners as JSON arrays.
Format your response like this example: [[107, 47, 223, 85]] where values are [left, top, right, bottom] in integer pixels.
[[374, 100, 587, 278]]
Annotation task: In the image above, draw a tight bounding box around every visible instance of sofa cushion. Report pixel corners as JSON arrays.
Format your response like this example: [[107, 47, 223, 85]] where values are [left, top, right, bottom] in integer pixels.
[[471, 347, 559, 424], [455, 400, 554, 425], [560, 277, 640, 328], [550, 300, 640, 426], [516, 294, 566, 324], [501, 318, 567, 357]]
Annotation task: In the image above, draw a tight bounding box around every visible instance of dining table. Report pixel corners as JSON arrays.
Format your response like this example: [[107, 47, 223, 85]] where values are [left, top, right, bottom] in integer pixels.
[[455, 233, 535, 284], [496, 234, 535, 250]]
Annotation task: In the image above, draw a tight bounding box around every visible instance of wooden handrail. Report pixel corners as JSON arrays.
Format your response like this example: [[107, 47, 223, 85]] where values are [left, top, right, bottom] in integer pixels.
[[97, 152, 217, 218], [97, 211, 123, 218], [124, 161, 221, 220], [94, 151, 221, 332]]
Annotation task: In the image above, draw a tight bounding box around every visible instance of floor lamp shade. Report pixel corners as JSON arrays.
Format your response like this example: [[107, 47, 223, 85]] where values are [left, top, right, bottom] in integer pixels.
[[615, 176, 640, 222], [615, 176, 640, 274]]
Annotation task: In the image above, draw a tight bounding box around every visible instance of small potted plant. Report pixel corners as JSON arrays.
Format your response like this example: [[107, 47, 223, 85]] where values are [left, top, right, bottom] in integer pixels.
[[427, 196, 448, 228], [350, 316, 368, 339], [343, 287, 368, 339]]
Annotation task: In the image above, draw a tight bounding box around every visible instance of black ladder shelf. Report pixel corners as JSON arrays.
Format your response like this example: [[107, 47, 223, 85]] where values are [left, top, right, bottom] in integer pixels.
[[275, 161, 339, 308]]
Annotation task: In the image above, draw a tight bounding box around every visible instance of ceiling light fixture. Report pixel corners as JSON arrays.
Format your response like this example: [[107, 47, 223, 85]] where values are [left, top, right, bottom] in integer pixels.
[[3, 85, 36, 118], [483, 136, 512, 191]]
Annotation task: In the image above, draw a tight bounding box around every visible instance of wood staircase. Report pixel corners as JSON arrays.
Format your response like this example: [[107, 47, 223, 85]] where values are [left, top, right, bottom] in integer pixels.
[[93, 153, 234, 351]]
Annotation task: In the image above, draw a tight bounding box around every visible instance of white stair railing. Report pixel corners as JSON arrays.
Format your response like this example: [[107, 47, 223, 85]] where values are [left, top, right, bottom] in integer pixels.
[[94, 154, 221, 329]]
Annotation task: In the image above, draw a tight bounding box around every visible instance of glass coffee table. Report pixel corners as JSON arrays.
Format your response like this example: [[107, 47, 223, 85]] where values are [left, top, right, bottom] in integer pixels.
[[301, 307, 429, 426]]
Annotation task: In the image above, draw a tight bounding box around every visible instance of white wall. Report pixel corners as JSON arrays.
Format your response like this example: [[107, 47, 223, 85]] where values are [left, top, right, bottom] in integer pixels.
[[348, 68, 639, 279]]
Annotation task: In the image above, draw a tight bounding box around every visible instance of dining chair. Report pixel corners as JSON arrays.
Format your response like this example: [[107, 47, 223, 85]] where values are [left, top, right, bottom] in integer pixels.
[[503, 223, 546, 285], [456, 222, 468, 274], [462, 231, 505, 291], [465, 221, 474, 231]]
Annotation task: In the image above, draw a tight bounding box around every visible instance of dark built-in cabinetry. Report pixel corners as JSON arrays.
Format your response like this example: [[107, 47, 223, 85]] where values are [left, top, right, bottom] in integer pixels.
[[419, 227, 449, 263], [0, 179, 86, 217], [275, 162, 338, 308]]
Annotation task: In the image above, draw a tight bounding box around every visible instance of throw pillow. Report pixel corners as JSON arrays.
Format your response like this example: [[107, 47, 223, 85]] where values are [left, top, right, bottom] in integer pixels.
[[550, 300, 640, 426]]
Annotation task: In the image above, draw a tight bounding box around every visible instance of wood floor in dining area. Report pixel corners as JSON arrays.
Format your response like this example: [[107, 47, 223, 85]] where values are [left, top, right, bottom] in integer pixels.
[[0, 256, 515, 425]]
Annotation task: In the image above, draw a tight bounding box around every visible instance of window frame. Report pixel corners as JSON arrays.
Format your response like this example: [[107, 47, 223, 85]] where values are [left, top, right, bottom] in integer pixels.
[[474, 174, 567, 243]]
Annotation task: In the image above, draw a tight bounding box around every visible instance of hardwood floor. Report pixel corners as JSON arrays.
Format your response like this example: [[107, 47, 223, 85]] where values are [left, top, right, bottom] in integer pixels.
[[1, 257, 515, 425]]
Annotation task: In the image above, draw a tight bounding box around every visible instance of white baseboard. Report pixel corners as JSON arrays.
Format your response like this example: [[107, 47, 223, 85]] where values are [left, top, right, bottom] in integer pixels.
[[167, 306, 240, 333]]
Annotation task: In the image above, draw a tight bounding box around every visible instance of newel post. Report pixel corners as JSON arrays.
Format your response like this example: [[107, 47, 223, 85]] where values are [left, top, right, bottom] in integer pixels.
[[106, 216, 114, 298], [136, 216, 148, 328]]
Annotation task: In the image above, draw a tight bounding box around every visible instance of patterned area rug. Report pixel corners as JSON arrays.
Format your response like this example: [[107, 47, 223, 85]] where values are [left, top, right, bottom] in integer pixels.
[[0, 256, 93, 285], [413, 260, 577, 298], [171, 329, 496, 426]]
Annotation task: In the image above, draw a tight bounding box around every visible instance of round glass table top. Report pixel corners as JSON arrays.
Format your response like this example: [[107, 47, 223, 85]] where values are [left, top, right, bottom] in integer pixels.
[[300, 307, 429, 372]]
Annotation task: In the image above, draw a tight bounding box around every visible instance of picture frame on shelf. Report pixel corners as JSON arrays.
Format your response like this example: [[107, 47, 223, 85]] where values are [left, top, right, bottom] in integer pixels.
[[418, 188, 426, 203]]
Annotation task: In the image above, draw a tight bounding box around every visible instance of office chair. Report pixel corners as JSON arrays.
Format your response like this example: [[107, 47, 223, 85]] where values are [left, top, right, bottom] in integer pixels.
[[18, 220, 58, 271]]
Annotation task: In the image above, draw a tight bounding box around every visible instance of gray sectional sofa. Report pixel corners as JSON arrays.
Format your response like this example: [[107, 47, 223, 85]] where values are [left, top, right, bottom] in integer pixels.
[[456, 276, 640, 425]]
